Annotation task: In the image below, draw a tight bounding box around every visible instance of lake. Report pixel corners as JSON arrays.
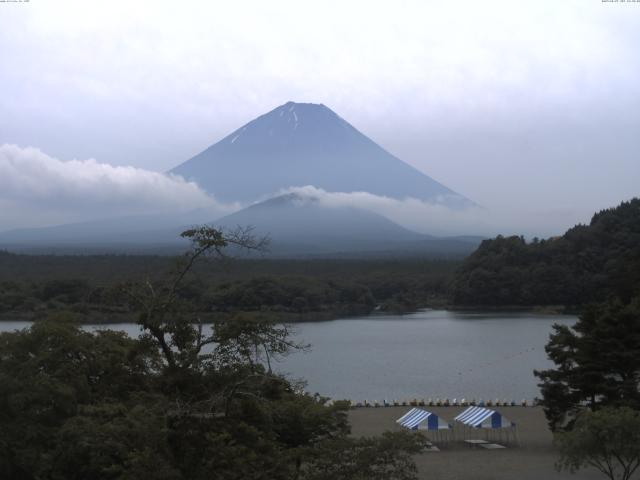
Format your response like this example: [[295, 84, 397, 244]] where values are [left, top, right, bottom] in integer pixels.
[[0, 309, 575, 403]]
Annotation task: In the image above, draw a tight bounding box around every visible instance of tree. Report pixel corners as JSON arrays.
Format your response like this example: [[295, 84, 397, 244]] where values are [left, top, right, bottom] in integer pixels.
[[121, 225, 270, 373], [0, 314, 159, 480], [300, 431, 429, 480], [49, 401, 181, 480], [555, 407, 640, 480], [0, 226, 429, 479], [535, 297, 640, 431]]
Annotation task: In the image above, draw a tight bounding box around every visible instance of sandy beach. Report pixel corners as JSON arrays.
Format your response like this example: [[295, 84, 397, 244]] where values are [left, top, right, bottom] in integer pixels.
[[348, 406, 606, 480]]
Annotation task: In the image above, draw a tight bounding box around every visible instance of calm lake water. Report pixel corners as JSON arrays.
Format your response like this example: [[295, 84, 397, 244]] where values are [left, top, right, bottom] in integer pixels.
[[0, 310, 576, 402]]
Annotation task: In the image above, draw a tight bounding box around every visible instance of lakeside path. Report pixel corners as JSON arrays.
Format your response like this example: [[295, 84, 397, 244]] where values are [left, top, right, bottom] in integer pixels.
[[349, 406, 605, 480]]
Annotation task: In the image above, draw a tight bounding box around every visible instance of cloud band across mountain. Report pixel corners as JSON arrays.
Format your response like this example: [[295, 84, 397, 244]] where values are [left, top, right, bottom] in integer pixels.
[[277, 185, 489, 236], [0, 144, 231, 229]]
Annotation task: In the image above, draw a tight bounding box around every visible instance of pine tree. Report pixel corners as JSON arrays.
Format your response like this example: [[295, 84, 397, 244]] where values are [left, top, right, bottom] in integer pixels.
[[535, 298, 640, 431]]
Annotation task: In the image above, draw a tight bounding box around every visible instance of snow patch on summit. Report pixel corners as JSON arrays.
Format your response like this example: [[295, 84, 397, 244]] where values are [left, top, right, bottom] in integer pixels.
[[170, 101, 473, 208]]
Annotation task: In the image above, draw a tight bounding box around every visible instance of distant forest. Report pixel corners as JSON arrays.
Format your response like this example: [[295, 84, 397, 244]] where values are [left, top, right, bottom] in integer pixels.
[[451, 198, 640, 308], [0, 254, 456, 322], [2, 199, 638, 321]]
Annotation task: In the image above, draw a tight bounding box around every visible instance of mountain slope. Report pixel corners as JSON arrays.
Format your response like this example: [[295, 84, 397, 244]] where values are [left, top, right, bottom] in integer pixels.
[[171, 102, 470, 206], [215, 193, 480, 256], [0, 210, 218, 252]]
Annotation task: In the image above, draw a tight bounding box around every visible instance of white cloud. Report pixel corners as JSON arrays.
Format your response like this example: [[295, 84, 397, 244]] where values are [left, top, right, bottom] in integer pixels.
[[278, 185, 489, 236], [0, 144, 237, 230], [279, 185, 587, 238]]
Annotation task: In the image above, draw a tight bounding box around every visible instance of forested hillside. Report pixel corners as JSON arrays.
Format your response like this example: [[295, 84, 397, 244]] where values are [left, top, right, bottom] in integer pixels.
[[0, 254, 456, 322], [451, 199, 640, 307]]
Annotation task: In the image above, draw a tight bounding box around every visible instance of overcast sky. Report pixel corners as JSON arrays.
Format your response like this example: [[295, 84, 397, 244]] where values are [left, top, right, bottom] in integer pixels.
[[0, 0, 638, 235]]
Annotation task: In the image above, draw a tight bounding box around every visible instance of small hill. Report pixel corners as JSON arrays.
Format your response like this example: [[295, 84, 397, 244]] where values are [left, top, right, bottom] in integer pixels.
[[215, 193, 481, 257], [451, 198, 640, 306]]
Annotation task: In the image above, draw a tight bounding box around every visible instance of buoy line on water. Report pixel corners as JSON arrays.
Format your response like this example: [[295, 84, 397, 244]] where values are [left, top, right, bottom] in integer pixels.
[[456, 346, 538, 376]]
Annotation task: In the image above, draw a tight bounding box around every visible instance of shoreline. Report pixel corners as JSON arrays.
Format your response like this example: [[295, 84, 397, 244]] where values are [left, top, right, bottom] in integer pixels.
[[0, 305, 579, 324], [446, 304, 577, 315]]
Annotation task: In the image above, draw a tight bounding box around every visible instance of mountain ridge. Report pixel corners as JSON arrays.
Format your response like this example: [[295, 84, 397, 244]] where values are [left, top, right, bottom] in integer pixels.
[[213, 192, 481, 257]]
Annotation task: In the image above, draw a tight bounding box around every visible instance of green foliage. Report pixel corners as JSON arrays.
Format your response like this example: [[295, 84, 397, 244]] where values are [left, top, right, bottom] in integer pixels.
[[301, 431, 429, 480], [0, 227, 428, 479], [555, 407, 640, 480], [209, 276, 375, 316], [212, 313, 303, 373], [38, 279, 91, 303], [0, 318, 159, 479], [0, 321, 424, 479], [0, 254, 458, 322], [50, 401, 180, 480], [451, 198, 640, 306], [535, 298, 640, 431]]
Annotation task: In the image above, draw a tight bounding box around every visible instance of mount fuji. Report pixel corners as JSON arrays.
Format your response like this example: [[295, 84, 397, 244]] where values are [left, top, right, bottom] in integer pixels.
[[0, 102, 480, 256], [171, 101, 471, 207]]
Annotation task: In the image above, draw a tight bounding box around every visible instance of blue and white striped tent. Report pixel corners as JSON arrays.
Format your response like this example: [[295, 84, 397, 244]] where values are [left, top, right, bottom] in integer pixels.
[[396, 408, 451, 431], [454, 406, 514, 429]]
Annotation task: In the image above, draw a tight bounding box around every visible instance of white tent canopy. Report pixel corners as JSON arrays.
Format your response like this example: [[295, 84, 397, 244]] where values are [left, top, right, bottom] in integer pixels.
[[396, 408, 451, 431], [454, 406, 515, 429]]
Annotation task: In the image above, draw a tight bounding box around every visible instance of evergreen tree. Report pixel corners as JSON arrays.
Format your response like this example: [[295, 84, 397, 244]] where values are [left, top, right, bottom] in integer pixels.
[[535, 298, 640, 431]]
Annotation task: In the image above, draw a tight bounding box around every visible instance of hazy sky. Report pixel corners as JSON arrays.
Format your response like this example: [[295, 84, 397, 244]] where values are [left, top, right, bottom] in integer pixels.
[[0, 0, 639, 235]]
